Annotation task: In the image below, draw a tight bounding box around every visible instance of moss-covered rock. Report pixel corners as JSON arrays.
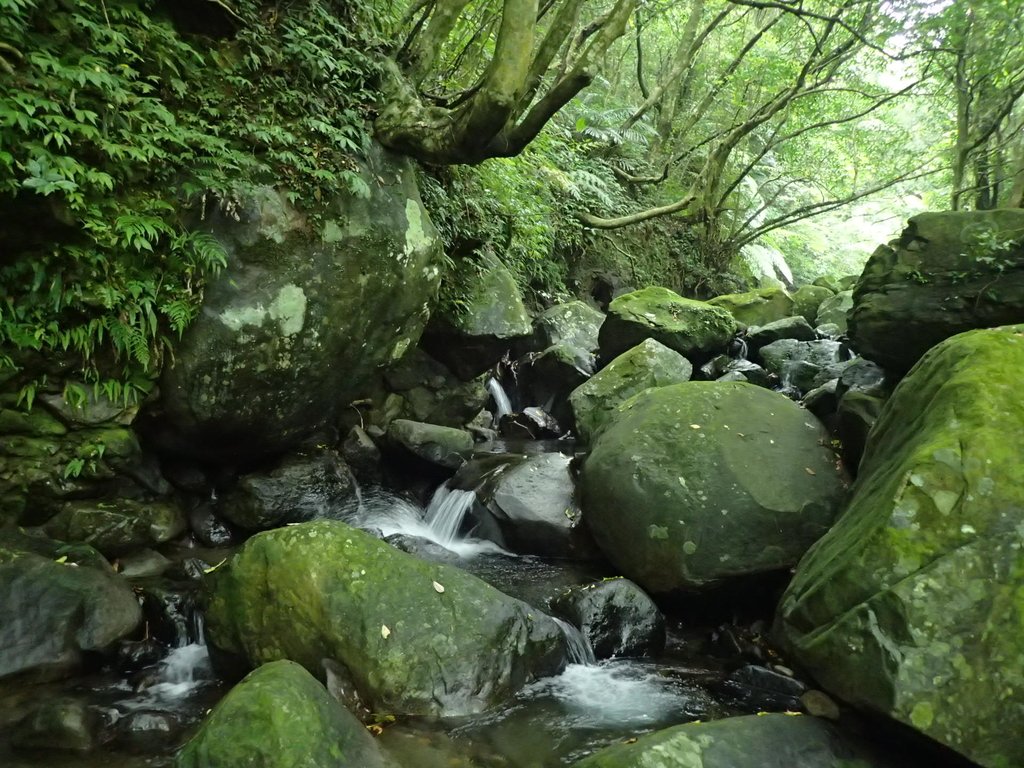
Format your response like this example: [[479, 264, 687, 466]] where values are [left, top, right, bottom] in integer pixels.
[[816, 290, 853, 333], [383, 349, 488, 427], [775, 324, 1024, 768], [43, 499, 186, 556], [571, 713, 890, 768], [151, 142, 443, 461], [422, 250, 533, 380], [205, 521, 564, 716], [848, 210, 1024, 372], [551, 578, 664, 659], [792, 284, 835, 325], [569, 339, 692, 444], [386, 419, 474, 469], [176, 660, 390, 768], [534, 301, 604, 353], [0, 531, 140, 681], [598, 287, 736, 363], [580, 382, 846, 592], [746, 316, 816, 350], [708, 286, 795, 328]]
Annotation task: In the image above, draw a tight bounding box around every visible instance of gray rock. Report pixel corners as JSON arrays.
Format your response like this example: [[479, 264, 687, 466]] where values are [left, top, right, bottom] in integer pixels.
[[815, 290, 854, 332], [836, 357, 889, 399], [746, 316, 816, 349], [153, 143, 444, 461], [759, 339, 850, 394], [848, 210, 1024, 373], [386, 419, 474, 469], [836, 390, 885, 472], [534, 301, 604, 353], [0, 532, 141, 681], [572, 712, 895, 767], [220, 448, 356, 530], [484, 453, 597, 558], [11, 698, 99, 753], [383, 349, 488, 427], [551, 578, 665, 658], [176, 660, 392, 768], [580, 382, 847, 592], [43, 499, 186, 557]]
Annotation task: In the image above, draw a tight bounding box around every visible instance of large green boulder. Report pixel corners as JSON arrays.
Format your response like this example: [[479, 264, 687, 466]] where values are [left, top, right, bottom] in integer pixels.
[[42, 499, 185, 556], [205, 522, 565, 716], [421, 249, 534, 380], [569, 339, 692, 444], [580, 382, 846, 592], [176, 660, 390, 768], [848, 210, 1024, 372], [792, 284, 835, 325], [598, 287, 736, 363], [386, 419, 474, 469], [0, 531, 140, 681], [816, 290, 853, 333], [572, 713, 890, 768], [151, 142, 443, 461], [534, 300, 605, 353], [708, 286, 794, 328], [775, 325, 1024, 768]]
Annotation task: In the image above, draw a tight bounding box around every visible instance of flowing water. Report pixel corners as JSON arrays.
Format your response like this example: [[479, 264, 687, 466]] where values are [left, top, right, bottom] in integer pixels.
[[487, 376, 514, 419]]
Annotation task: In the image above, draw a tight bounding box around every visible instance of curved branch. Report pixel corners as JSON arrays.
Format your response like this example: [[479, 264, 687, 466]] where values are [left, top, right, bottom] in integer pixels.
[[578, 195, 697, 229]]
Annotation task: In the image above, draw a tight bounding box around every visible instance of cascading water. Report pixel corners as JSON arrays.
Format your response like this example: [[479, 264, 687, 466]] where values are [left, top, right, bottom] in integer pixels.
[[424, 484, 478, 545], [487, 376, 513, 419], [552, 618, 596, 666]]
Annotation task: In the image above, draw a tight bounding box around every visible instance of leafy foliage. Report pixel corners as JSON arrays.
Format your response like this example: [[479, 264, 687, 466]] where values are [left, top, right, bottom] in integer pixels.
[[0, 0, 385, 402]]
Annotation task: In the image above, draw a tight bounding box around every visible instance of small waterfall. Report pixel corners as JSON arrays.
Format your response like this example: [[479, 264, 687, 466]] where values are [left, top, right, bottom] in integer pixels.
[[424, 485, 478, 545], [553, 618, 596, 666], [487, 377, 513, 419], [735, 337, 749, 360]]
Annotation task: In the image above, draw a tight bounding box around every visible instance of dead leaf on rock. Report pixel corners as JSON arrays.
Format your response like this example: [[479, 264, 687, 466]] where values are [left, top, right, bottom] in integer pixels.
[[381, 624, 391, 639], [432, 581, 445, 593]]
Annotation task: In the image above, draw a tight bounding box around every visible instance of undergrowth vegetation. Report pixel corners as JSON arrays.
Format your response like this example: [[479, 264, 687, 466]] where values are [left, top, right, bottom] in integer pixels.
[[0, 0, 385, 404]]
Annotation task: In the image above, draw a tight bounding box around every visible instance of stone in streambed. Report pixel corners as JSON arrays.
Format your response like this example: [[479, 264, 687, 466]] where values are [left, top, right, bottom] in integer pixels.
[[205, 521, 565, 716], [571, 712, 892, 768], [776, 324, 1024, 768], [219, 447, 356, 531], [43, 498, 186, 557], [0, 531, 141, 682], [550, 578, 664, 659], [176, 660, 391, 768], [569, 338, 692, 444], [598, 287, 736, 362], [580, 382, 846, 592]]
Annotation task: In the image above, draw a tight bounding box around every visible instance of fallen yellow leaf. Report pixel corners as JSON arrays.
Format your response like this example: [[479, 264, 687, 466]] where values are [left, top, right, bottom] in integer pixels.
[[432, 581, 445, 593], [381, 624, 391, 639]]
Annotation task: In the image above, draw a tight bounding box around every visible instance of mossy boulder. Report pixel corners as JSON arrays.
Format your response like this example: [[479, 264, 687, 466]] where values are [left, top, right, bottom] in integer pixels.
[[569, 339, 692, 444], [534, 300, 604, 353], [775, 325, 1024, 768], [43, 499, 186, 556], [708, 286, 795, 328], [421, 250, 534, 380], [746, 316, 816, 350], [815, 290, 853, 333], [0, 531, 140, 681], [176, 660, 390, 768], [551, 578, 664, 659], [848, 210, 1024, 372], [792, 284, 835, 325], [205, 521, 565, 716], [572, 713, 891, 768], [386, 419, 474, 469], [151, 142, 443, 461], [580, 382, 846, 592], [598, 287, 736, 363]]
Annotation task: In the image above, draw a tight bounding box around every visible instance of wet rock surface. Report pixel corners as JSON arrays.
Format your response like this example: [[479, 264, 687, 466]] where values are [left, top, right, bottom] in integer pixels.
[[550, 578, 665, 659], [777, 324, 1024, 767]]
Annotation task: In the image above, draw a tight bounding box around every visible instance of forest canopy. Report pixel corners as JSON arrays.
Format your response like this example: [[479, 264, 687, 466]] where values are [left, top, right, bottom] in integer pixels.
[[0, 0, 1022, 395]]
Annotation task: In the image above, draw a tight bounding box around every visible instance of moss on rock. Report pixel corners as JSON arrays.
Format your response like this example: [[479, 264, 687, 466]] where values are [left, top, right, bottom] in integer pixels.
[[205, 521, 565, 716], [580, 382, 846, 592], [598, 287, 736, 362], [176, 660, 391, 768], [776, 324, 1024, 768]]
